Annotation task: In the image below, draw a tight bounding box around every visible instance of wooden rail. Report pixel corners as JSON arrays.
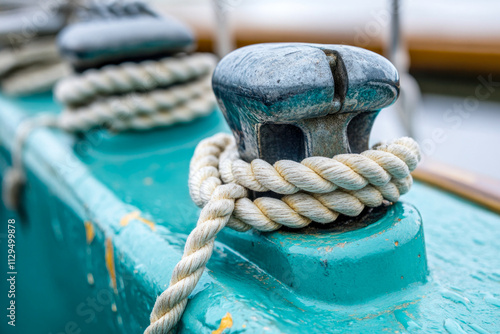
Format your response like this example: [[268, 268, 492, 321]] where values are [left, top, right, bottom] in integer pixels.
[[412, 160, 500, 214], [155, 1, 500, 74]]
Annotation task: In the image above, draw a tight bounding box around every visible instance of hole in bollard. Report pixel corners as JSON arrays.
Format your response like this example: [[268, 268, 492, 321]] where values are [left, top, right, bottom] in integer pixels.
[[258, 123, 305, 164]]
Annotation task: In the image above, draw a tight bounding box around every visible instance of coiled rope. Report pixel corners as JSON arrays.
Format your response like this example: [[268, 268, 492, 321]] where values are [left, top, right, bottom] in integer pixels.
[[0, 37, 70, 96], [145, 132, 421, 333], [55, 53, 217, 106], [2, 53, 217, 210]]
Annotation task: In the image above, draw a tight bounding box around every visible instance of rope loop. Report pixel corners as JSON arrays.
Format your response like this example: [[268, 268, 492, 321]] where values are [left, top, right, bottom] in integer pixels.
[[146, 132, 421, 333]]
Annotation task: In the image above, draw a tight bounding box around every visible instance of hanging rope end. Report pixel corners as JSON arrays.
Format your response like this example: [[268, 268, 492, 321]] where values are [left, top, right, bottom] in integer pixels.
[[2, 167, 26, 211]]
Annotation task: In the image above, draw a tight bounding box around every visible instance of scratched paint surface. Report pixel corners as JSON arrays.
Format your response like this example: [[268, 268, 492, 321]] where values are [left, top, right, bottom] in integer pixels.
[[0, 93, 499, 334]]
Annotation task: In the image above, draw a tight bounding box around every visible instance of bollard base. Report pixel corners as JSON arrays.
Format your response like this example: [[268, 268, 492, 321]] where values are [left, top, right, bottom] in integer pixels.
[[219, 201, 427, 303]]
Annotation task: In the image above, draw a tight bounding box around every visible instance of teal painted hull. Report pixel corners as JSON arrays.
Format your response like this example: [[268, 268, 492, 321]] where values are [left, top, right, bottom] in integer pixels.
[[1, 93, 499, 333]]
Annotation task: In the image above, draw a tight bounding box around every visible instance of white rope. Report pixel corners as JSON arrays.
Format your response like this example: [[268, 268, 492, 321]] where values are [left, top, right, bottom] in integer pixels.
[[2, 53, 217, 210], [0, 37, 68, 96], [58, 74, 215, 132], [2, 62, 71, 96], [0, 37, 61, 77], [145, 133, 421, 333], [2, 114, 60, 209], [55, 53, 218, 106]]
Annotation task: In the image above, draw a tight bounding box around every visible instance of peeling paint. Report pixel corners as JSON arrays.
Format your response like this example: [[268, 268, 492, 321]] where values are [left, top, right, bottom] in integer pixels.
[[84, 221, 95, 244], [120, 211, 156, 231], [120, 211, 140, 226], [212, 312, 233, 334], [105, 237, 118, 293], [137, 216, 156, 231]]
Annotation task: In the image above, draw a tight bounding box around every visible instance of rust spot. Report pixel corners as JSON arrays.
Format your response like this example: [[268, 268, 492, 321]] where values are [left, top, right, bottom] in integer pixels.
[[337, 242, 346, 248], [84, 221, 95, 244], [105, 238, 118, 293], [212, 312, 233, 334], [401, 276, 404, 279], [120, 211, 156, 231], [418, 254, 421, 258], [394, 241, 399, 246]]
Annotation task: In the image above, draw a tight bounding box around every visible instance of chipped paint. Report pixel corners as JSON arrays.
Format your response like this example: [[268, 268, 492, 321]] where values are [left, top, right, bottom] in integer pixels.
[[120, 211, 156, 231], [358, 300, 421, 321], [105, 237, 118, 293], [212, 313, 233, 334], [120, 211, 141, 226], [137, 216, 156, 231], [84, 220, 95, 244]]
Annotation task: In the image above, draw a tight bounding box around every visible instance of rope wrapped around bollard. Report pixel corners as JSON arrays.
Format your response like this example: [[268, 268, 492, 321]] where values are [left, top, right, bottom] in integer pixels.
[[145, 132, 421, 333]]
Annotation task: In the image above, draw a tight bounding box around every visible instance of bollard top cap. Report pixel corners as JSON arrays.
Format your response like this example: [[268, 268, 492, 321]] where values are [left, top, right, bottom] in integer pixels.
[[212, 43, 400, 162], [212, 43, 399, 122], [57, 2, 195, 71]]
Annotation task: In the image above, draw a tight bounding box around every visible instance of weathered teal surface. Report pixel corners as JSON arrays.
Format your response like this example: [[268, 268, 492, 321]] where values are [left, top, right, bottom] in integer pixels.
[[0, 92, 499, 334]]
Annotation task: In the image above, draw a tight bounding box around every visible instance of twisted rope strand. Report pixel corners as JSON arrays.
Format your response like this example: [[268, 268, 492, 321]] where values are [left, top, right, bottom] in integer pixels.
[[2, 62, 72, 96], [3, 53, 217, 210], [109, 94, 216, 132], [58, 74, 215, 132], [146, 133, 421, 333], [55, 53, 217, 106]]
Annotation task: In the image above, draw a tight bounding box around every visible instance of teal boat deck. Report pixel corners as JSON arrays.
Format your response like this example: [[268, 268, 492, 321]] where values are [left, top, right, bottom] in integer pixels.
[[1, 92, 499, 333]]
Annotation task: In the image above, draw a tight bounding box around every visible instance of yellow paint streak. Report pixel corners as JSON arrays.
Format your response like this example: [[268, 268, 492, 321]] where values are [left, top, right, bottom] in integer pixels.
[[137, 216, 156, 231], [84, 221, 95, 244], [120, 211, 156, 231], [120, 211, 140, 227], [212, 313, 233, 334], [105, 238, 118, 293]]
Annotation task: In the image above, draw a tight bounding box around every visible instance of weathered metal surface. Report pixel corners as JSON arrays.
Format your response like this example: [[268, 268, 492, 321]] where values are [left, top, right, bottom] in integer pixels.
[[1, 93, 499, 334], [57, 2, 195, 71], [212, 43, 399, 163], [212, 42, 426, 304]]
